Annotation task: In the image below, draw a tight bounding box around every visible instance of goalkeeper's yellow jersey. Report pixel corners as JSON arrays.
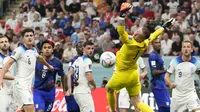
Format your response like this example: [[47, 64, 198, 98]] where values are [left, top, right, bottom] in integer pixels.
[[116, 26, 164, 70]]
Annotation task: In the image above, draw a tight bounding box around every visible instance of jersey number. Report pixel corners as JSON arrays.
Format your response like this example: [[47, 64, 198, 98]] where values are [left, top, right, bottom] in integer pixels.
[[28, 58, 31, 65], [74, 66, 79, 81], [133, 50, 140, 60], [178, 72, 182, 77]]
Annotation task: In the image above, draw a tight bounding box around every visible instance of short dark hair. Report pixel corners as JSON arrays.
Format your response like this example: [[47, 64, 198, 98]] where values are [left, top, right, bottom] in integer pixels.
[[21, 28, 34, 37], [142, 27, 150, 39], [41, 39, 55, 48], [76, 42, 84, 56], [83, 41, 94, 47]]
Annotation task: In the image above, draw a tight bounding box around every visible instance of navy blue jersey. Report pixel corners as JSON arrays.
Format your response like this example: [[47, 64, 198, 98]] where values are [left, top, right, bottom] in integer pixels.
[[148, 51, 167, 89], [34, 57, 64, 90]]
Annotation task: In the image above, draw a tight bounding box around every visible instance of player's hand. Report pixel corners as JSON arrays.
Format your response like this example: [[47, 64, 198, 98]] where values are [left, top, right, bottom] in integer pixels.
[[48, 65, 54, 72], [120, 2, 132, 18], [65, 89, 72, 96], [0, 78, 3, 89], [169, 83, 176, 89], [162, 18, 176, 29], [140, 74, 146, 80]]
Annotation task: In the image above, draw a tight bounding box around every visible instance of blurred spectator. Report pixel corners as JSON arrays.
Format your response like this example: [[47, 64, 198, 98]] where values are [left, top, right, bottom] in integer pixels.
[[183, 27, 193, 41], [171, 35, 182, 56], [186, 7, 200, 27], [16, 6, 27, 19], [143, 6, 155, 19], [5, 11, 17, 30], [64, 21, 75, 36], [45, 0, 56, 17], [90, 17, 100, 36], [27, 5, 41, 22], [56, 0, 68, 15], [82, 0, 97, 17], [82, 11, 92, 26], [101, 33, 113, 52], [110, 10, 120, 29], [36, 34, 45, 52], [10, 34, 20, 51], [129, 6, 139, 23], [171, 25, 184, 42], [22, 15, 32, 28], [20, 0, 31, 12], [68, 0, 81, 13], [53, 42, 64, 60], [62, 42, 77, 63], [161, 6, 171, 22], [101, 77, 108, 88], [181, 1, 191, 15], [154, 13, 164, 26], [5, 29, 14, 42], [167, 0, 179, 14], [0, 21, 6, 35], [136, 0, 145, 14], [161, 32, 173, 56], [106, 41, 119, 55], [97, 0, 109, 16], [57, 11, 69, 29], [72, 13, 81, 28], [91, 43, 103, 63], [35, 0, 46, 17], [189, 33, 200, 56], [149, 0, 162, 14], [32, 13, 43, 31], [175, 15, 189, 33], [71, 25, 81, 46], [14, 19, 24, 35]]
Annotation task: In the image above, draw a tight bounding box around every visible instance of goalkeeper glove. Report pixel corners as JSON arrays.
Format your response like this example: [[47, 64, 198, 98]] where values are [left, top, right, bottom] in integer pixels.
[[162, 18, 176, 29], [120, 2, 132, 18]]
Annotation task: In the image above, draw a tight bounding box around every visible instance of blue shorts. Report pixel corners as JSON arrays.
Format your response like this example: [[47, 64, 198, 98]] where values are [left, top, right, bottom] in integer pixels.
[[65, 95, 80, 112], [151, 89, 171, 108], [33, 88, 55, 111]]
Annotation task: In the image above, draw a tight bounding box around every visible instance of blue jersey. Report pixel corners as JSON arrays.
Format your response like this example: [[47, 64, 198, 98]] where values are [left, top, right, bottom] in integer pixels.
[[34, 57, 64, 90], [148, 51, 167, 89]]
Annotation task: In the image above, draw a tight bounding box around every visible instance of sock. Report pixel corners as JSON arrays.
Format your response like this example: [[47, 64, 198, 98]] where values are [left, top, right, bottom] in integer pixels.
[[106, 91, 116, 111], [137, 102, 154, 112]]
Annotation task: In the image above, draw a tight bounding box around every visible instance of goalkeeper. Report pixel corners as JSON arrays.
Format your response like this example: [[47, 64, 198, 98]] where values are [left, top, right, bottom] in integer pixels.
[[105, 2, 175, 112]]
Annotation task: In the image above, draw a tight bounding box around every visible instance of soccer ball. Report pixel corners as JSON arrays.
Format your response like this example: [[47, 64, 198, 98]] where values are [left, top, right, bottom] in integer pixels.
[[100, 52, 116, 68]]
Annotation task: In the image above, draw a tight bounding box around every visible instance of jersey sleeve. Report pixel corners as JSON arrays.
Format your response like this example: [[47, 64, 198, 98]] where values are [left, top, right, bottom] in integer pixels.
[[84, 58, 92, 73], [167, 58, 177, 74], [58, 62, 65, 76], [117, 26, 133, 44], [146, 27, 164, 44], [33, 48, 39, 58], [148, 54, 157, 70], [10, 47, 23, 61], [138, 57, 146, 69], [0, 57, 3, 69]]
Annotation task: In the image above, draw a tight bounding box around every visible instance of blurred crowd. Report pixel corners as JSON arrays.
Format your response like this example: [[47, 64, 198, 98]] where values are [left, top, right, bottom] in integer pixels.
[[0, 0, 200, 63]]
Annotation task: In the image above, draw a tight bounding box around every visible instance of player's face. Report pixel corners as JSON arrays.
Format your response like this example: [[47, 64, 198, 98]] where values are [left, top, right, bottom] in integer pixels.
[[133, 27, 146, 42], [42, 43, 53, 57], [182, 42, 193, 57], [84, 45, 94, 57], [0, 37, 10, 52], [23, 32, 34, 46], [152, 38, 161, 51]]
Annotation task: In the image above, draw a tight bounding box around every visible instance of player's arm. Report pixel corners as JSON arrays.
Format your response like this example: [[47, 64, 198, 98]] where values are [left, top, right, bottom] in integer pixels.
[[37, 55, 54, 71], [3, 72, 15, 80], [85, 59, 96, 90], [140, 67, 147, 79], [58, 62, 65, 93], [147, 18, 176, 43], [149, 55, 166, 76], [117, 2, 132, 44], [165, 59, 176, 88], [196, 60, 200, 79], [66, 67, 74, 96]]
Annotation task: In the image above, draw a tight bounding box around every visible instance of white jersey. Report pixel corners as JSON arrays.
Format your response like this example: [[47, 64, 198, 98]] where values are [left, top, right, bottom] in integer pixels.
[[72, 55, 93, 94], [11, 45, 38, 89], [0, 53, 16, 94], [167, 56, 200, 96]]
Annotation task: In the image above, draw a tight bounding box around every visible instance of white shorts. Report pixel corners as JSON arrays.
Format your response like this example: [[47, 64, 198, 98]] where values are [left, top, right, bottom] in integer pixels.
[[118, 90, 130, 109], [118, 88, 141, 109], [74, 93, 95, 112], [171, 90, 200, 112], [0, 93, 16, 112], [13, 85, 33, 110]]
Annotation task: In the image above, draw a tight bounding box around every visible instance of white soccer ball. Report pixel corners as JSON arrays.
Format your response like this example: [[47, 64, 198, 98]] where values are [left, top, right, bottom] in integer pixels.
[[100, 52, 116, 68]]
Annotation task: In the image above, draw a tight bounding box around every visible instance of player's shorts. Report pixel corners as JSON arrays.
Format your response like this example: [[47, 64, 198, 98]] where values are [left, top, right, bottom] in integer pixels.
[[0, 93, 16, 112], [107, 69, 141, 96], [65, 95, 80, 112], [151, 89, 170, 108], [74, 93, 95, 112], [33, 88, 55, 111], [118, 89, 130, 109], [171, 90, 200, 112], [13, 85, 33, 110]]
